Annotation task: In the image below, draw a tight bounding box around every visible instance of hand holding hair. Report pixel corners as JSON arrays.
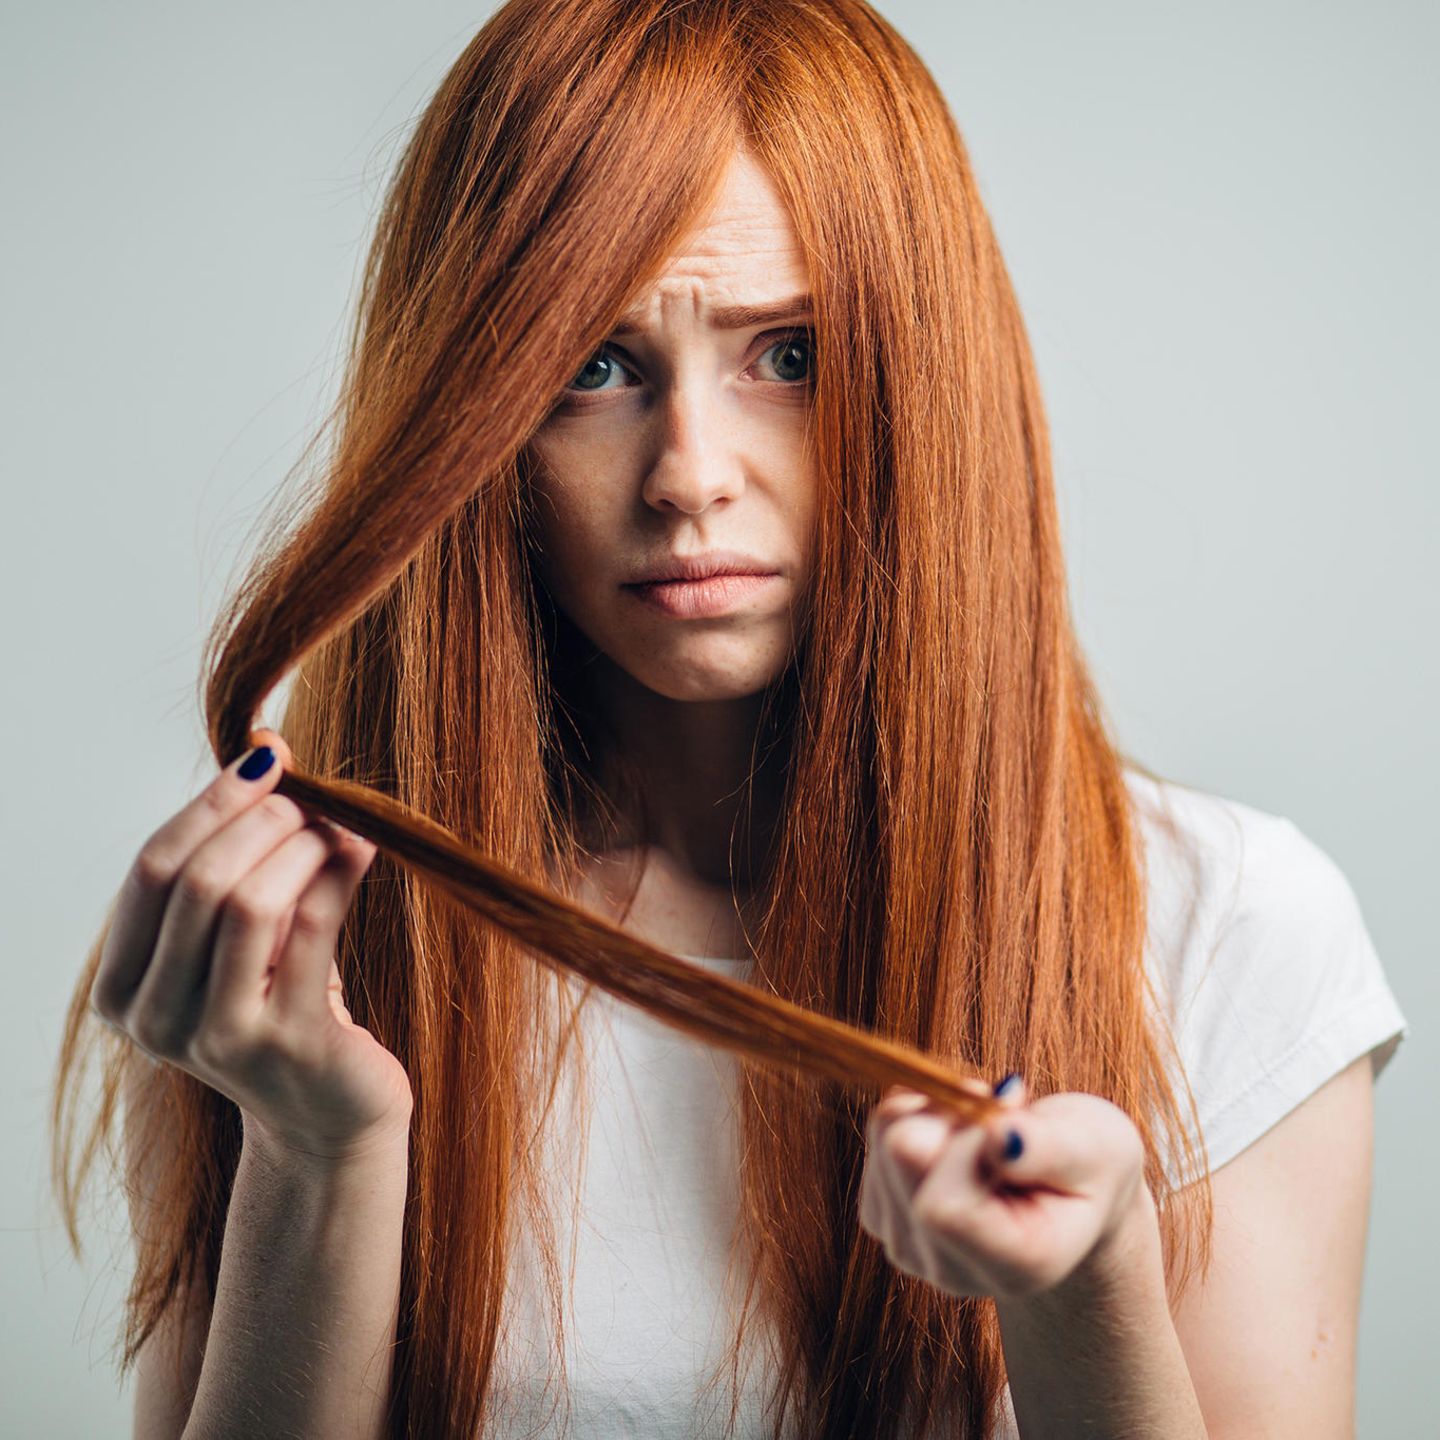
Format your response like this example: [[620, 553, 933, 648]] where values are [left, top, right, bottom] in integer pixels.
[[859, 1074, 1152, 1303], [89, 730, 413, 1165]]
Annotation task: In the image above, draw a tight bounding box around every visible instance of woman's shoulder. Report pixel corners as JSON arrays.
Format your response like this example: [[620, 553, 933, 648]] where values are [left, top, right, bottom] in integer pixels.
[[1119, 762, 1409, 1183], [1122, 762, 1380, 952]]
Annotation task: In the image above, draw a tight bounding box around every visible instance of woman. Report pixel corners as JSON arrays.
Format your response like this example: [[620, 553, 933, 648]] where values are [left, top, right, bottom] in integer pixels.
[[52, 1, 1407, 1437]]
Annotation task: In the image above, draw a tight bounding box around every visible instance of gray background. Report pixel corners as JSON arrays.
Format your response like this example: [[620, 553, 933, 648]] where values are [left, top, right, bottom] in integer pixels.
[[2, 1, 1434, 1433]]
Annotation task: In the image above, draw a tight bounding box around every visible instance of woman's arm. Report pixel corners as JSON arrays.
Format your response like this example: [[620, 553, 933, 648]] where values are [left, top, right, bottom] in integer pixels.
[[176, 1121, 409, 1440], [861, 1055, 1376, 1440], [1167, 1053, 1373, 1438], [994, 1054, 1375, 1440], [994, 1182, 1207, 1439]]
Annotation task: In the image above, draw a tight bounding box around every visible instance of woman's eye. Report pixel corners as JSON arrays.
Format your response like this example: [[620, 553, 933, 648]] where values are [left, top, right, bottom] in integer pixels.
[[758, 334, 814, 384], [567, 349, 631, 394], [560, 333, 814, 404]]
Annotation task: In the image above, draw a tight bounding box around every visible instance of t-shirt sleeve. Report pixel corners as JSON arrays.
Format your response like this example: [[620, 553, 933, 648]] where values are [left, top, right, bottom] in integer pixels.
[[1159, 813, 1408, 1188]]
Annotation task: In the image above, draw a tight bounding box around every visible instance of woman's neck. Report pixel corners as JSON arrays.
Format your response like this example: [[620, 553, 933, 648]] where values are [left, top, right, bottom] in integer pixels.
[[586, 654, 787, 890], [548, 652, 789, 960]]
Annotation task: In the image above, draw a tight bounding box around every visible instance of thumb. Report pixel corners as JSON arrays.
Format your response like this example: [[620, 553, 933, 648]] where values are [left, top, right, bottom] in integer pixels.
[[982, 1101, 1088, 1193], [249, 726, 294, 773]]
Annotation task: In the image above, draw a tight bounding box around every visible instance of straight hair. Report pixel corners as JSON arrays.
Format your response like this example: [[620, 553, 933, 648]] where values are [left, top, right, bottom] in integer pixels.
[[52, 2, 1213, 1435]]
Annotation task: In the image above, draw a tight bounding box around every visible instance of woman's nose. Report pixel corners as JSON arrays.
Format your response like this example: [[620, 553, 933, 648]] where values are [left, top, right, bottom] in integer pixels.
[[639, 379, 745, 514]]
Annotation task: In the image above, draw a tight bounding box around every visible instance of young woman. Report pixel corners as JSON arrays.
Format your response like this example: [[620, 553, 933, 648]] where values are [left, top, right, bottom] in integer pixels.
[[53, 2, 1407, 1438]]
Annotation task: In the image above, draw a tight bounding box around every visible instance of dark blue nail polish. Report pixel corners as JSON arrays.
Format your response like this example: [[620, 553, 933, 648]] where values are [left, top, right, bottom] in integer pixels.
[[993, 1072, 1022, 1098], [237, 746, 276, 781], [1001, 1128, 1024, 1162]]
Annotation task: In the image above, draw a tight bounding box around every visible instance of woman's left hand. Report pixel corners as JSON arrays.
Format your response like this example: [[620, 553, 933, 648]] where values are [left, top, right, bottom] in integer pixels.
[[858, 1076, 1150, 1302]]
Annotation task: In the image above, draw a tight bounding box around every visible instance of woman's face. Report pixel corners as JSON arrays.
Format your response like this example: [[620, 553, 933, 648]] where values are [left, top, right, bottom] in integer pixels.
[[525, 147, 817, 702]]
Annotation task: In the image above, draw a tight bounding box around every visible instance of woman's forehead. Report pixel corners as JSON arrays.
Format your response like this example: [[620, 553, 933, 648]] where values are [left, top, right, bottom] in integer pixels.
[[613, 151, 810, 336]]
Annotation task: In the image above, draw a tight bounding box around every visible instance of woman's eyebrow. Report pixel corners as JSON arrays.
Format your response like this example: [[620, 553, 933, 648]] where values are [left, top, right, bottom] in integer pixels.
[[611, 293, 814, 336]]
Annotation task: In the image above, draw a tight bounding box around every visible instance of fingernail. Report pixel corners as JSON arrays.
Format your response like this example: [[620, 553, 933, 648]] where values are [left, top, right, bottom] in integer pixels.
[[237, 746, 276, 781], [1001, 1128, 1024, 1162], [993, 1072, 1022, 1099]]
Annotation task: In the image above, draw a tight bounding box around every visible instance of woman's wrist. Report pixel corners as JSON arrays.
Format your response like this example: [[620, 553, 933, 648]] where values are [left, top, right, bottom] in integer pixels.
[[999, 1178, 1164, 1328], [241, 1109, 412, 1185], [993, 1183, 1208, 1440]]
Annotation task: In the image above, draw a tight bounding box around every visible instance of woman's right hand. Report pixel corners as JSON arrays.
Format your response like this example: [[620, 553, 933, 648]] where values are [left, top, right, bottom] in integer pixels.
[[90, 730, 413, 1164]]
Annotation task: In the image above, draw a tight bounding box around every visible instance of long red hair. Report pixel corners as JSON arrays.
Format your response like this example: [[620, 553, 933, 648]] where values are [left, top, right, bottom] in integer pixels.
[[52, 1, 1212, 1435]]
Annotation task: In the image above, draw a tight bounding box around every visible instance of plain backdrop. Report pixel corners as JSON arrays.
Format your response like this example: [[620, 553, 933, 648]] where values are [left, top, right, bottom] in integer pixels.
[[2, 2, 1434, 1434]]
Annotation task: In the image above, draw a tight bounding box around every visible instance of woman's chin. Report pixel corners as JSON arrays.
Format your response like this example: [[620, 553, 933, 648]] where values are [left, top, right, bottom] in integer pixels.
[[620, 648, 793, 705]]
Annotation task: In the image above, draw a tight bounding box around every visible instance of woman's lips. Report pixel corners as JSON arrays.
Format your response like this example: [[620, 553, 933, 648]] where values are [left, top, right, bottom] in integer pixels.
[[623, 573, 779, 619]]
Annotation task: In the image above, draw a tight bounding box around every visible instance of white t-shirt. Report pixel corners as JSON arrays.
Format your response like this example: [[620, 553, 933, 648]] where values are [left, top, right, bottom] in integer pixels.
[[481, 767, 1409, 1439]]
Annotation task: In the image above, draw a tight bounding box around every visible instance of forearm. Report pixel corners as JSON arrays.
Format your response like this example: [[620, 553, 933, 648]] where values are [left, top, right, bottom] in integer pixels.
[[181, 1124, 409, 1440], [995, 1185, 1208, 1440]]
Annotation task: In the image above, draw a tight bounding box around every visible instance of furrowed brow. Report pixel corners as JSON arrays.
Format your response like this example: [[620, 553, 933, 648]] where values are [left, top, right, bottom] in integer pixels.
[[611, 293, 814, 337]]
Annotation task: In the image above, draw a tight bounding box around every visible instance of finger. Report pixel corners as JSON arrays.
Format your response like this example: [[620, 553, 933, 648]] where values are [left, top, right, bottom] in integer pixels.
[[976, 1102, 1104, 1196], [891, 1122, 991, 1267], [955, 1073, 998, 1110], [865, 1092, 931, 1251], [879, 1109, 959, 1193], [874, 1086, 932, 1120], [126, 791, 312, 1049], [196, 821, 346, 1034], [874, 1106, 995, 1265], [974, 1075, 1028, 1178], [266, 828, 377, 1022], [91, 730, 291, 1018]]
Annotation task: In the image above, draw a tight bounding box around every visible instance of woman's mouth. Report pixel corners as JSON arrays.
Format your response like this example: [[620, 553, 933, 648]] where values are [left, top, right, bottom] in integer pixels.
[[623, 573, 779, 619]]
